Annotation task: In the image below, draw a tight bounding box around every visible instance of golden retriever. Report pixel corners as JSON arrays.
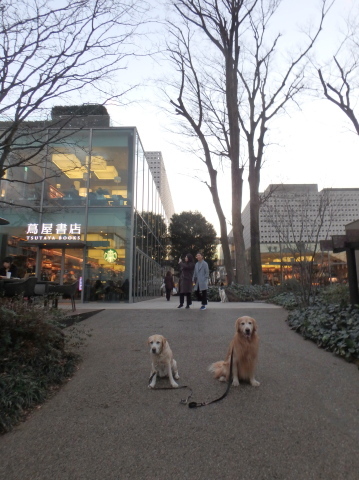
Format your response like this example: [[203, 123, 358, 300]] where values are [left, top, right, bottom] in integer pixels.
[[209, 316, 260, 387], [148, 334, 179, 388]]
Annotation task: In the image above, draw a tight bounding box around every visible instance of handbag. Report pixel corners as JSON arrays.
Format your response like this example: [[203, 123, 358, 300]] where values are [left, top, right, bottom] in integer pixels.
[[160, 283, 165, 290], [172, 287, 177, 295]]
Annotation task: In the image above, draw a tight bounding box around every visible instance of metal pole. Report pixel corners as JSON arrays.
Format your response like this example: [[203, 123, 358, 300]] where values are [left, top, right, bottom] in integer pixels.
[[81, 128, 92, 303]]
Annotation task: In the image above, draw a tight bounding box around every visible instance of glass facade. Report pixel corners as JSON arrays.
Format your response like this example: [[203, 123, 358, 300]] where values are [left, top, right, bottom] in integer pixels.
[[0, 126, 167, 303]]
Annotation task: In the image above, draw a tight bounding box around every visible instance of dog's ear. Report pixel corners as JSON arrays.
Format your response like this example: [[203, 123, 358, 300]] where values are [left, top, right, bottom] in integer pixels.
[[162, 337, 167, 347], [252, 318, 257, 332], [235, 318, 241, 332]]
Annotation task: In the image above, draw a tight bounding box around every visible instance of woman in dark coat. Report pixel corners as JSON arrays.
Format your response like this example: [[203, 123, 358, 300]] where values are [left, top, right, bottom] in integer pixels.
[[177, 253, 195, 308], [164, 271, 175, 301]]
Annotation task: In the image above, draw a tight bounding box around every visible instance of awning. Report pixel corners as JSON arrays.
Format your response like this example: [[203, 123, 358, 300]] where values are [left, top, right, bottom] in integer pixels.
[[18, 240, 110, 248], [19, 240, 86, 248]]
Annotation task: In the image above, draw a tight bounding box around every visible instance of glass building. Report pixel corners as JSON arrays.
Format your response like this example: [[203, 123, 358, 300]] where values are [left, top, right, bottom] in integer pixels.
[[0, 111, 168, 302]]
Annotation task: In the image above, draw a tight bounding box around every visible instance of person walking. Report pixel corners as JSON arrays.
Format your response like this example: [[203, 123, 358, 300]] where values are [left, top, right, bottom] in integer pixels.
[[164, 271, 175, 301], [193, 252, 209, 310], [177, 253, 195, 309]]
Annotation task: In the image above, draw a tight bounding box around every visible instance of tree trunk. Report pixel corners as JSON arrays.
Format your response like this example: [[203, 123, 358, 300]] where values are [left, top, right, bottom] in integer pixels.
[[232, 163, 249, 284], [199, 130, 235, 285], [249, 165, 263, 285], [210, 183, 234, 285], [226, 50, 249, 285]]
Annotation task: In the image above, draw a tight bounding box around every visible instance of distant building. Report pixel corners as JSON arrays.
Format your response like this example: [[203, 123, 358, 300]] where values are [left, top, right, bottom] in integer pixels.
[[240, 184, 359, 284], [145, 151, 175, 221]]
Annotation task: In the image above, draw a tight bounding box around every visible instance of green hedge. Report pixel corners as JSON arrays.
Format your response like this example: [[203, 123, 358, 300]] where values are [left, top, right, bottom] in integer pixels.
[[269, 292, 299, 310], [287, 303, 359, 364], [207, 284, 276, 302], [268, 284, 359, 366], [0, 302, 81, 433]]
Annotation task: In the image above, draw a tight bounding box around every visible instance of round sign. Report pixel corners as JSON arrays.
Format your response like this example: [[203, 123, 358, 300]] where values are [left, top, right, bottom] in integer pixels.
[[103, 248, 118, 263]]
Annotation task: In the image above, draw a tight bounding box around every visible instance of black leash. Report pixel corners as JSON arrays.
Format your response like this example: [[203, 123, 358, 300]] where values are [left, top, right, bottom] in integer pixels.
[[148, 349, 233, 408], [187, 349, 234, 409], [148, 371, 190, 392]]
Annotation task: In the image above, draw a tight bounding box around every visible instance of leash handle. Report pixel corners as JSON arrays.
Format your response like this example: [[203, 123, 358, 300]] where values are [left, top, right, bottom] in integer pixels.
[[187, 348, 234, 409], [179, 388, 193, 405]]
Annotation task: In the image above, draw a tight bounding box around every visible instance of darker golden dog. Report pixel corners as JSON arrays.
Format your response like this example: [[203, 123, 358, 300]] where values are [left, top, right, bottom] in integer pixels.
[[209, 316, 260, 387]]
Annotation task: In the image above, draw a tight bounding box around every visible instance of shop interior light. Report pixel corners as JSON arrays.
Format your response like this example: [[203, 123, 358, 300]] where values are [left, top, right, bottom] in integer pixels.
[[53, 153, 118, 180], [111, 189, 127, 196], [86, 156, 107, 170], [93, 165, 118, 180], [52, 154, 87, 179]]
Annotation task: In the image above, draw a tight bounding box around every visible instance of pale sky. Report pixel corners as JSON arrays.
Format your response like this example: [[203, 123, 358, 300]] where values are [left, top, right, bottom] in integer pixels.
[[107, 0, 358, 235]]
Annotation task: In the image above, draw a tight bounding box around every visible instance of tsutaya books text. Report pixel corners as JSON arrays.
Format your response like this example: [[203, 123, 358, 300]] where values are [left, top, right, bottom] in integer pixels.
[[26, 223, 81, 241]]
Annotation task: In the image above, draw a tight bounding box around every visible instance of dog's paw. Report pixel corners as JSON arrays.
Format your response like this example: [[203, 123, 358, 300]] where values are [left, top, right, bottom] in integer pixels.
[[219, 376, 226, 382], [174, 373, 180, 380], [148, 384, 155, 389], [250, 379, 260, 387], [232, 379, 240, 387], [171, 382, 179, 388]]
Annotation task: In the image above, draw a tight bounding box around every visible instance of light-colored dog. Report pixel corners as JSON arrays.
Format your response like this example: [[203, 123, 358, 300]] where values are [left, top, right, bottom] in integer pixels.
[[209, 316, 260, 387], [219, 287, 228, 303], [148, 334, 179, 388]]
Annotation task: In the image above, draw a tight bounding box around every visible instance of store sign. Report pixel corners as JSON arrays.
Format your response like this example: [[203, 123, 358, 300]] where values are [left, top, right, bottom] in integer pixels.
[[26, 223, 82, 241], [103, 248, 118, 263]]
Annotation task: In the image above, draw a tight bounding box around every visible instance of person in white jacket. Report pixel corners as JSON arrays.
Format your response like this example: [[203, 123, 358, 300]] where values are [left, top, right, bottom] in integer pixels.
[[193, 252, 209, 310]]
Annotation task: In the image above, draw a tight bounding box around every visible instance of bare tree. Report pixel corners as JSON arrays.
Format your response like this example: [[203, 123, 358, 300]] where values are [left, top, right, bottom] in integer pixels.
[[261, 187, 341, 305], [163, 0, 332, 285], [164, 0, 259, 285], [318, 6, 359, 135], [0, 0, 148, 198], [237, 0, 333, 285], [163, 27, 234, 283]]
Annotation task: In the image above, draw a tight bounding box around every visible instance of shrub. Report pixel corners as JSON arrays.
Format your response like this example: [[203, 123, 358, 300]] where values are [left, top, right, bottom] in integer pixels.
[[208, 283, 296, 303], [276, 279, 302, 294], [269, 292, 299, 310], [224, 284, 276, 302], [0, 301, 82, 433], [207, 286, 221, 302], [317, 284, 350, 306], [287, 303, 359, 364]]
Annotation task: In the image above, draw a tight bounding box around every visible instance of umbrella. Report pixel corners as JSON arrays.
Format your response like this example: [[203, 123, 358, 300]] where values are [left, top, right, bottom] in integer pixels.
[[0, 217, 9, 225]]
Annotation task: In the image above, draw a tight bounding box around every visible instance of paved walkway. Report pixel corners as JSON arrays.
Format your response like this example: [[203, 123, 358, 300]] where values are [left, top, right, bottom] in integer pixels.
[[59, 296, 284, 310], [1, 300, 359, 480]]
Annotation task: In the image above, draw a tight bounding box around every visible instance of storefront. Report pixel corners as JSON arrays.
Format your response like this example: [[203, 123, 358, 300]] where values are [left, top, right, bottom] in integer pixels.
[[0, 123, 167, 302], [260, 243, 347, 285]]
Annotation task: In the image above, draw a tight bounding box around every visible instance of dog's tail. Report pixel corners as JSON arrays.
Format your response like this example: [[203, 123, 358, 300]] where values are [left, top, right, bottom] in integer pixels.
[[208, 361, 225, 378]]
